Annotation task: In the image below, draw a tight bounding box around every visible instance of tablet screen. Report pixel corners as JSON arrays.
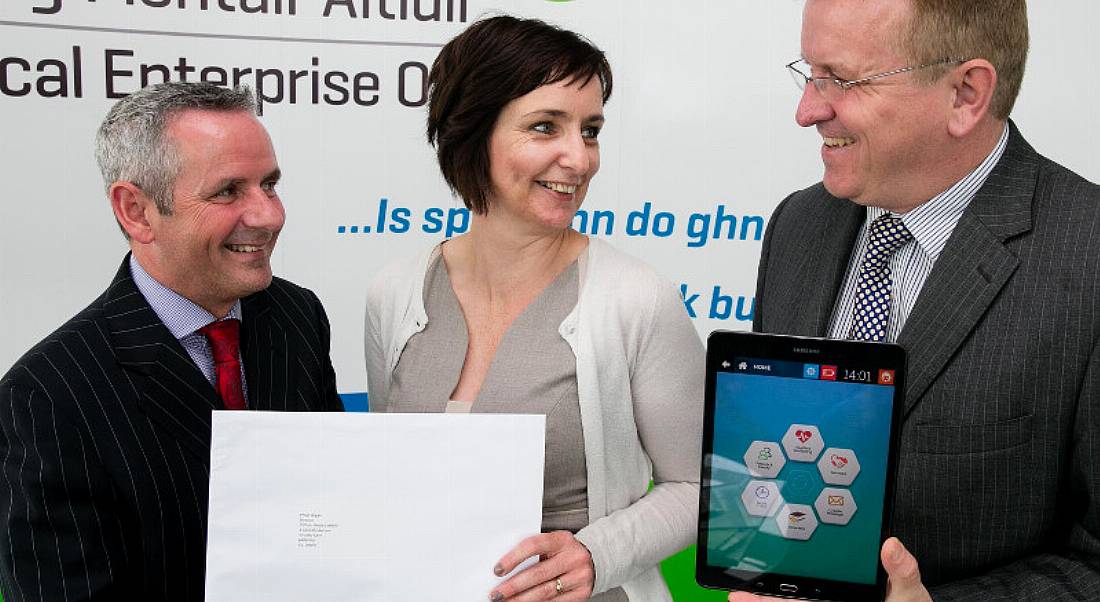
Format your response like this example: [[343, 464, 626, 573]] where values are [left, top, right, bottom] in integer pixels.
[[698, 332, 904, 600]]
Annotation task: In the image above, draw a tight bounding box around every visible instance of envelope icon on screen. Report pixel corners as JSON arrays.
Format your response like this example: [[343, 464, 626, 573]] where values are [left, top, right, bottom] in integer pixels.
[[828, 495, 844, 506]]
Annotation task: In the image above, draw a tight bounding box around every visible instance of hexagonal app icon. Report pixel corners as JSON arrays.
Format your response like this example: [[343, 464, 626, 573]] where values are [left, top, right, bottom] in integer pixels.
[[784, 467, 816, 497], [781, 424, 823, 462], [743, 440, 786, 478], [815, 487, 858, 525], [775, 503, 818, 540], [741, 480, 783, 517], [817, 448, 861, 486]]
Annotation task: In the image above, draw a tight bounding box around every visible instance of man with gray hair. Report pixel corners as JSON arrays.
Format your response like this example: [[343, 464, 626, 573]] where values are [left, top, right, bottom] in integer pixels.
[[0, 81, 343, 601]]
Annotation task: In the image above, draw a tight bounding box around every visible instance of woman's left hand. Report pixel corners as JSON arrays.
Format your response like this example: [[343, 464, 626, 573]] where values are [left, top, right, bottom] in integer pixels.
[[489, 531, 595, 601]]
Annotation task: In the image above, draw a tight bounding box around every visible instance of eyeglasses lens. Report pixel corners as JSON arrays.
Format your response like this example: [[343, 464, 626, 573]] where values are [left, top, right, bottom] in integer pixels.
[[788, 63, 808, 91]]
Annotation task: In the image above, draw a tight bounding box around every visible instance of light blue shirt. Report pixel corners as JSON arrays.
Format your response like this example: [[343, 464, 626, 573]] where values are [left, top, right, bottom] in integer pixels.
[[129, 255, 249, 404], [828, 124, 1010, 342]]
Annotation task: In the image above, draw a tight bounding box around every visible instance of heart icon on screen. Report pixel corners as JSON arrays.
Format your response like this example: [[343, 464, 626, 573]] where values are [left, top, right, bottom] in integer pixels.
[[830, 454, 848, 468], [795, 430, 812, 444]]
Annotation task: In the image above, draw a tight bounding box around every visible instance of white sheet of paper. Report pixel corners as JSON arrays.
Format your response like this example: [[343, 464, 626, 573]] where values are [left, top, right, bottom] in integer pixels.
[[205, 411, 545, 601]]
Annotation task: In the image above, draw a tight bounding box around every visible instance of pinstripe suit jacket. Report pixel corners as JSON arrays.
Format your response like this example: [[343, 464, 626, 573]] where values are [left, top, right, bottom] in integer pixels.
[[0, 256, 343, 601], [753, 123, 1100, 600]]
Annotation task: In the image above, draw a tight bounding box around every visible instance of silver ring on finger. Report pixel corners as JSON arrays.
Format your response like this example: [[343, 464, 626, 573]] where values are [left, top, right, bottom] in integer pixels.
[[555, 577, 564, 595]]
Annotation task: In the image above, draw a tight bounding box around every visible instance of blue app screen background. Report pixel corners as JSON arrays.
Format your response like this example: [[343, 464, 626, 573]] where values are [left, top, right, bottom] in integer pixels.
[[706, 372, 894, 585]]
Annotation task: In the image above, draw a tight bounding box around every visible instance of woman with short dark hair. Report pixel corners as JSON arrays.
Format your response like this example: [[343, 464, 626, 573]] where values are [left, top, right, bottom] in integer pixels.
[[365, 15, 703, 601]]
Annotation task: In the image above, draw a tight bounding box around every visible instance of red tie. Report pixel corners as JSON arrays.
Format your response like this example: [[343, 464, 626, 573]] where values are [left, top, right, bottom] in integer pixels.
[[199, 319, 247, 410]]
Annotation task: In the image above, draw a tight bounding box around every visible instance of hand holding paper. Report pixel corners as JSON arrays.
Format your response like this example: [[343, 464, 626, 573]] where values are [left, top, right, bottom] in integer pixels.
[[490, 530, 595, 601]]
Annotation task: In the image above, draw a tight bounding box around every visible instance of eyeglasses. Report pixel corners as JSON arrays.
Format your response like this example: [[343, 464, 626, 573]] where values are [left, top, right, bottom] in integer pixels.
[[786, 58, 966, 100]]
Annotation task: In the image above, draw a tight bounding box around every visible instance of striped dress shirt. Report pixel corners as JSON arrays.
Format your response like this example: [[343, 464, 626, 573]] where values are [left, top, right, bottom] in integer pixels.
[[129, 256, 249, 404], [827, 124, 1009, 342]]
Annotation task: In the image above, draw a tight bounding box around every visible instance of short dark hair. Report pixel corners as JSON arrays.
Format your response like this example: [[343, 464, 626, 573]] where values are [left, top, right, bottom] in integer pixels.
[[426, 15, 613, 214]]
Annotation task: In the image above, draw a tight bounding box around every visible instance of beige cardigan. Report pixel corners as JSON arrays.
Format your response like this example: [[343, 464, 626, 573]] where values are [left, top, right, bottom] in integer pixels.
[[364, 237, 705, 600]]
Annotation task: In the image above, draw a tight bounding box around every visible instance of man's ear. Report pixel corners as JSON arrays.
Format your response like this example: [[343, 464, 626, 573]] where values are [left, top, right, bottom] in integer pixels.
[[947, 59, 997, 138], [109, 182, 157, 244]]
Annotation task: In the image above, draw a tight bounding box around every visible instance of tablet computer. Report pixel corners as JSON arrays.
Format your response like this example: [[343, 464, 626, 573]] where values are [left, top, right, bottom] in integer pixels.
[[697, 331, 905, 602]]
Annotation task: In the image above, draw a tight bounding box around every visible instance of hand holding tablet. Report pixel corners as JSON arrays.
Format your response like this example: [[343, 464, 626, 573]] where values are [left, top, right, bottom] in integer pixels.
[[726, 537, 933, 602]]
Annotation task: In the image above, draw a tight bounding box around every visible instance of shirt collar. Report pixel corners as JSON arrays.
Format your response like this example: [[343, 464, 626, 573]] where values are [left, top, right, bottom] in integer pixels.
[[129, 255, 243, 340], [869, 123, 1010, 263]]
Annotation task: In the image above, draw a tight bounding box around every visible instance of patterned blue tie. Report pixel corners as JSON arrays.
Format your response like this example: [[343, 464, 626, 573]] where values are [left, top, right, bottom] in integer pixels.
[[848, 215, 913, 342]]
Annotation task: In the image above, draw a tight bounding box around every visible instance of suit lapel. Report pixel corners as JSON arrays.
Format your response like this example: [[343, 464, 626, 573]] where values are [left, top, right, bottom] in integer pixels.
[[897, 123, 1036, 414], [789, 195, 864, 336], [240, 288, 294, 411], [104, 258, 220, 461]]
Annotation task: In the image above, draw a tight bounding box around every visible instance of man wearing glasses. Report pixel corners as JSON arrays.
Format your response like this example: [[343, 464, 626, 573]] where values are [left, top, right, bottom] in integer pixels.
[[744, 0, 1100, 600]]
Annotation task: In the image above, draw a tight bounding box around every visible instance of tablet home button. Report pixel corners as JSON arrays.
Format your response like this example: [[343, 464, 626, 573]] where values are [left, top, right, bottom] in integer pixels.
[[779, 584, 799, 593]]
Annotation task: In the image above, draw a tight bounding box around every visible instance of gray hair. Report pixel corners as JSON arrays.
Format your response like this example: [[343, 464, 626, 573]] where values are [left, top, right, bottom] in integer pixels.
[[95, 82, 256, 215]]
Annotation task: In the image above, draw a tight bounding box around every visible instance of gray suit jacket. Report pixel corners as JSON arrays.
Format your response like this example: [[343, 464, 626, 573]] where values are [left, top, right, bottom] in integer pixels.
[[754, 123, 1100, 599], [0, 256, 344, 601]]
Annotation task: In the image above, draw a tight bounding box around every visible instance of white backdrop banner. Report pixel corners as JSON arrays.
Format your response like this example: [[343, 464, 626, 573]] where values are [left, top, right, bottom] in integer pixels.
[[1, 1, 1097, 397]]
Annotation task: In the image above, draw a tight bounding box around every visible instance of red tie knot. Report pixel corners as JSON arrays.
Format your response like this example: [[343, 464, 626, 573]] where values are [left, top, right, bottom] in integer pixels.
[[199, 318, 241, 363]]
